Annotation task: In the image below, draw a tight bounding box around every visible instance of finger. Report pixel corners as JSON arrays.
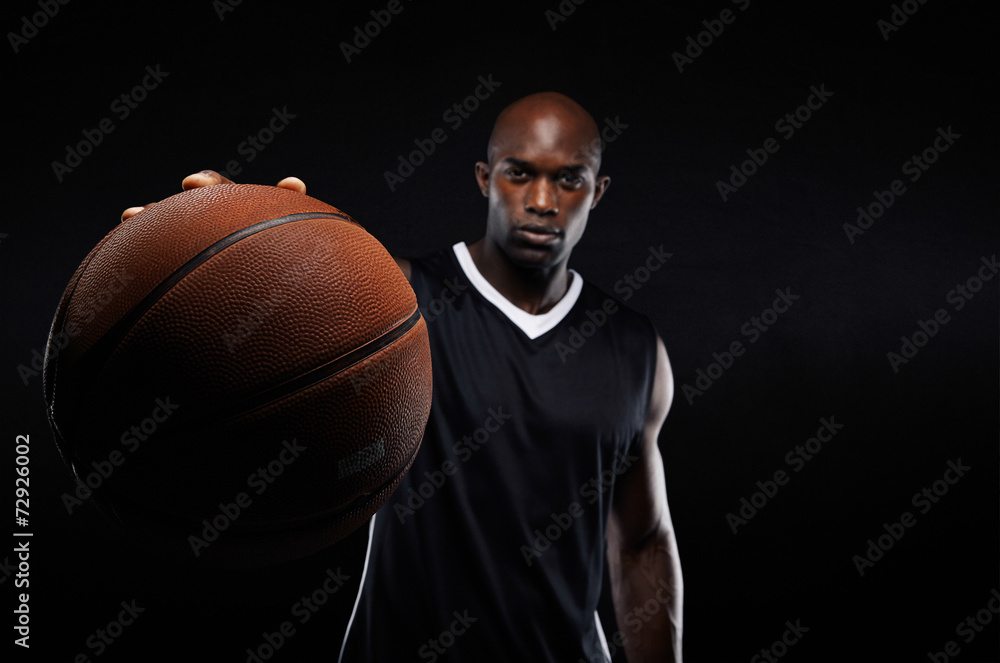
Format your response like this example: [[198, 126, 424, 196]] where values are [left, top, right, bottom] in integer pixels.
[[276, 176, 306, 194], [121, 203, 154, 222], [181, 170, 233, 190]]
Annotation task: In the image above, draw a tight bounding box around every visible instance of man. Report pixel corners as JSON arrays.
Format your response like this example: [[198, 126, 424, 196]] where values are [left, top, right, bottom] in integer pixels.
[[124, 91, 682, 662]]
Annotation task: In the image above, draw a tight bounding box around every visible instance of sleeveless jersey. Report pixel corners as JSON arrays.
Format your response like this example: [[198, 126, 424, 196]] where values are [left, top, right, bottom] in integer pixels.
[[339, 242, 658, 662]]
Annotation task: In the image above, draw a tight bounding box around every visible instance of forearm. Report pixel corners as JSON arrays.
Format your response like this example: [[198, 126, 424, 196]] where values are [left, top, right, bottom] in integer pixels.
[[607, 522, 683, 663]]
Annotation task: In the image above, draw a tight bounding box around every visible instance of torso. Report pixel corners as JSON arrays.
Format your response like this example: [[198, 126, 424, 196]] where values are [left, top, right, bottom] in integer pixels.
[[340, 242, 658, 662]]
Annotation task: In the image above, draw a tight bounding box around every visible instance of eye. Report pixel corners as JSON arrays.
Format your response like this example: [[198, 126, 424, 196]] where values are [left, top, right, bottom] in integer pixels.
[[506, 168, 528, 181], [559, 171, 583, 186]]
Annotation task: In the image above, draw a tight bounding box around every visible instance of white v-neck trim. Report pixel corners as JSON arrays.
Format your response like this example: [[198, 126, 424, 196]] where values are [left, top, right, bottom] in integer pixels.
[[452, 242, 582, 340]]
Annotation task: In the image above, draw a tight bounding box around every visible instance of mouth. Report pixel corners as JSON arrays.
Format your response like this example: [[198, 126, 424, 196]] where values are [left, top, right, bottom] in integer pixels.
[[512, 222, 562, 246]]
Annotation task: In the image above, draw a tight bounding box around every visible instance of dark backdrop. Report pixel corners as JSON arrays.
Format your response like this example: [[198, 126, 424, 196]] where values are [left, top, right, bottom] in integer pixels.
[[4, 1, 997, 661]]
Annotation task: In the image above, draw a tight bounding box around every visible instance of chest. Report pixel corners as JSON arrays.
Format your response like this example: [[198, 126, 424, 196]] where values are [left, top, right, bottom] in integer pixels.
[[425, 295, 648, 456]]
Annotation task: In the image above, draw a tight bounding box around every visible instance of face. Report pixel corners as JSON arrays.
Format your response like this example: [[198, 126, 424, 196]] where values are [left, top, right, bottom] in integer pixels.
[[475, 105, 610, 271]]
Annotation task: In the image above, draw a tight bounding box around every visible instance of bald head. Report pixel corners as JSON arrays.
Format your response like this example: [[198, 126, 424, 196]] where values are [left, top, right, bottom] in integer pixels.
[[472, 91, 611, 274], [486, 92, 603, 173]]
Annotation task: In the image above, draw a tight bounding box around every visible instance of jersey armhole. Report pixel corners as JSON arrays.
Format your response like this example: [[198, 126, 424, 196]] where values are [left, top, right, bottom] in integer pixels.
[[630, 317, 662, 458]]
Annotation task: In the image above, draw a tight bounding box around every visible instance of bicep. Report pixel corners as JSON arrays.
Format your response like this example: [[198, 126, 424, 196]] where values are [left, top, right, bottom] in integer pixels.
[[609, 335, 673, 549]]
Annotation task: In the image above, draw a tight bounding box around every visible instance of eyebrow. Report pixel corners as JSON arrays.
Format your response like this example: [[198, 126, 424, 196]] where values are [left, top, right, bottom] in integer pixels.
[[501, 157, 589, 173]]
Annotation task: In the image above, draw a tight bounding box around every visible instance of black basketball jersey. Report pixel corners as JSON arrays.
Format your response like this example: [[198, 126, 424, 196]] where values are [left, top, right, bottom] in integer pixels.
[[339, 242, 659, 662]]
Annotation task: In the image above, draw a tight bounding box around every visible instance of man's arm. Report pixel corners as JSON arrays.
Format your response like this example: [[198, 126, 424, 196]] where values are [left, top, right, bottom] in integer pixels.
[[607, 334, 683, 662]]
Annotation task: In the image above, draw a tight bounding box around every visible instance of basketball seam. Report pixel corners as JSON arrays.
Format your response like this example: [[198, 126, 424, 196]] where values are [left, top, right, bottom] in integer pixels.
[[176, 307, 424, 429], [74, 211, 353, 385], [59, 308, 423, 466], [44, 228, 128, 416]]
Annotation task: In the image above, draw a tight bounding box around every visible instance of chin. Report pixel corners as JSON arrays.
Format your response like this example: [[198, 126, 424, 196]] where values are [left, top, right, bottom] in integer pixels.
[[503, 240, 563, 270]]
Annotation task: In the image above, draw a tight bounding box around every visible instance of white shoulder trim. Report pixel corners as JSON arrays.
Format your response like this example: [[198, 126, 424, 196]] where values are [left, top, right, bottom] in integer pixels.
[[452, 242, 582, 340]]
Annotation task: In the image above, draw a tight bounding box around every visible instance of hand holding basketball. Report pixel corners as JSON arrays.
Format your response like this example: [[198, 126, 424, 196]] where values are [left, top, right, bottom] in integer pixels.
[[120, 170, 308, 221], [51, 183, 431, 567]]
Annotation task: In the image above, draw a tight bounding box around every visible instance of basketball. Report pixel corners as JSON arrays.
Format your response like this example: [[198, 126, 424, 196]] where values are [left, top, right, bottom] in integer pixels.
[[43, 183, 432, 567]]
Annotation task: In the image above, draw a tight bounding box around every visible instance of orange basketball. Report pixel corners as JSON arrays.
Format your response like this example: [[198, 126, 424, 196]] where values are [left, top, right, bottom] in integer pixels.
[[43, 184, 431, 566]]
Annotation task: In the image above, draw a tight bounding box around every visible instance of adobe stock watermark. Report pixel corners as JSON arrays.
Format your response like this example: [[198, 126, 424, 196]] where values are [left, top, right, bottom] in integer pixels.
[[12, 544, 29, 648], [419, 276, 468, 324], [671, 0, 752, 73], [339, 0, 411, 63], [417, 609, 477, 662], [72, 599, 145, 660], [544, 0, 588, 31], [555, 245, 672, 363], [383, 74, 503, 192], [244, 567, 350, 662], [222, 287, 287, 353], [852, 458, 970, 576], [51, 66, 170, 182], [622, 576, 681, 635], [350, 352, 420, 395], [392, 406, 512, 523], [843, 125, 960, 244], [716, 83, 834, 201], [751, 619, 810, 663], [886, 254, 996, 373], [927, 587, 1000, 663], [213, 0, 244, 21], [579, 577, 682, 663], [877, 0, 931, 41], [60, 396, 181, 515], [612, 244, 671, 301], [726, 416, 844, 534], [7, 0, 70, 54], [569, 115, 630, 171], [188, 438, 306, 557], [17, 271, 133, 386], [521, 450, 639, 566], [215, 106, 297, 180], [682, 287, 800, 405], [221, 241, 325, 353]]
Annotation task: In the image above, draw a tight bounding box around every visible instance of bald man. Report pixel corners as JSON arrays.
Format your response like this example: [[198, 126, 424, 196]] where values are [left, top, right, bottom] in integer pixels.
[[127, 92, 682, 662]]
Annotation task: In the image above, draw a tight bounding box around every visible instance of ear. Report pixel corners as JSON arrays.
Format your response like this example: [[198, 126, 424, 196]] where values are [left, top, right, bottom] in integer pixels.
[[590, 175, 611, 209], [475, 161, 491, 197]]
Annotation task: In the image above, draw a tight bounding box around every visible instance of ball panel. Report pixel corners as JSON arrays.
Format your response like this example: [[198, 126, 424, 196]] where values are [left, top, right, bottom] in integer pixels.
[[109, 214, 413, 408], [46, 185, 351, 388], [58, 214, 414, 450], [101, 317, 431, 529], [44, 184, 432, 567]]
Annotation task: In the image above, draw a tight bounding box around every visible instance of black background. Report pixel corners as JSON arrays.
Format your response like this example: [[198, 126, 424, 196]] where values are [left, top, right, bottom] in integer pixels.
[[4, 1, 997, 661]]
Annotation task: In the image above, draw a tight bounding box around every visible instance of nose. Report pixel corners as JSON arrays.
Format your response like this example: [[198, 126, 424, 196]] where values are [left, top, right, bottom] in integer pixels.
[[525, 178, 558, 216]]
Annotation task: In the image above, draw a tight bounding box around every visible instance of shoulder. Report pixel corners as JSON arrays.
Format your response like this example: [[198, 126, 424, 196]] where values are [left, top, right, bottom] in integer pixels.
[[575, 274, 669, 409], [575, 275, 658, 343], [395, 245, 458, 285]]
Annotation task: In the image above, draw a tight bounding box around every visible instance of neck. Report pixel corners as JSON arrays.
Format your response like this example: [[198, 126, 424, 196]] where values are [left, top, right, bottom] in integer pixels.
[[467, 238, 571, 315]]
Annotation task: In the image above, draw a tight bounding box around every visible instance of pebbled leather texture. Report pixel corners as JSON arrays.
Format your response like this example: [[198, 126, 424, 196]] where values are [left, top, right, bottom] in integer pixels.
[[44, 184, 432, 566]]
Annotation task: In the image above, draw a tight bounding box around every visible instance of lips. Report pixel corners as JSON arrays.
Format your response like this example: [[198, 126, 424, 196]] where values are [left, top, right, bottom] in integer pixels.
[[513, 222, 562, 246]]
